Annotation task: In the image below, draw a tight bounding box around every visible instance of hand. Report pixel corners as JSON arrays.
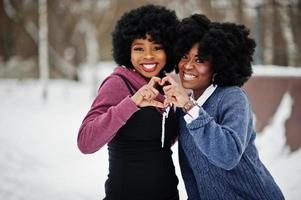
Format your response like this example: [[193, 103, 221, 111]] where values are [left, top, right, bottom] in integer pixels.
[[131, 77, 164, 108], [161, 76, 190, 108]]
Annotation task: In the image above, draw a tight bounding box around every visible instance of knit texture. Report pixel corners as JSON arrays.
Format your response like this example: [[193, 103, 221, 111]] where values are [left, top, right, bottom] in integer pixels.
[[77, 66, 167, 154], [78, 66, 154, 153], [179, 86, 284, 200]]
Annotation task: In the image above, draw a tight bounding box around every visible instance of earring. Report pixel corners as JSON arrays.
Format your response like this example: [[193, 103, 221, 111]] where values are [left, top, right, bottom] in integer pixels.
[[212, 73, 217, 83]]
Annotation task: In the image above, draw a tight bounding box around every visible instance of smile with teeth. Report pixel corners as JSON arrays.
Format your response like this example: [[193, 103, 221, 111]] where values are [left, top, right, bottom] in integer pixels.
[[183, 72, 197, 80], [141, 63, 157, 72]]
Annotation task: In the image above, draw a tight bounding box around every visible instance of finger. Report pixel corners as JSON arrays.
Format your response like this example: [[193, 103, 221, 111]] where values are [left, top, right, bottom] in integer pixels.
[[166, 95, 177, 105], [164, 94, 173, 104], [138, 85, 148, 96], [162, 85, 173, 93], [149, 86, 159, 97], [164, 93, 174, 102], [161, 75, 177, 86], [163, 89, 175, 100], [163, 87, 177, 101], [149, 100, 164, 108], [172, 96, 177, 102], [163, 98, 171, 108], [140, 99, 164, 108], [143, 86, 158, 100], [160, 76, 170, 86], [141, 89, 151, 99], [148, 76, 161, 87]]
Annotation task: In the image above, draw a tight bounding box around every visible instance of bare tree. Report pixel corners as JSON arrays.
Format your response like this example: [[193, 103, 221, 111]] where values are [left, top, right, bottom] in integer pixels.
[[69, 0, 118, 96], [38, 0, 49, 99], [263, 5, 274, 64], [2, 0, 301, 71], [3, 0, 78, 79], [167, 0, 201, 19], [276, 0, 297, 66], [236, 0, 245, 24]]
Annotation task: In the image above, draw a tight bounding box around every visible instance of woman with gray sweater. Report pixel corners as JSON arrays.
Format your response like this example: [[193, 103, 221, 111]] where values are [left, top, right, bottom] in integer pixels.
[[162, 14, 284, 200]]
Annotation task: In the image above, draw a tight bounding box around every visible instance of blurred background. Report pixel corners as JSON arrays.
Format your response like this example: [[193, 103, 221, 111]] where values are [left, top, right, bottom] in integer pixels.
[[1, 0, 301, 79], [0, 0, 301, 200]]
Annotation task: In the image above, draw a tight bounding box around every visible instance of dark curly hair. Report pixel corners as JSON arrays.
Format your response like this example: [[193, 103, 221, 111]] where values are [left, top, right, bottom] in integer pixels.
[[200, 22, 256, 86], [112, 4, 179, 74], [175, 15, 256, 87], [174, 14, 211, 72]]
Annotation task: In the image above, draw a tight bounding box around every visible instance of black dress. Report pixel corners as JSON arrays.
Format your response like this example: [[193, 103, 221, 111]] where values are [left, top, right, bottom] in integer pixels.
[[103, 105, 179, 200]]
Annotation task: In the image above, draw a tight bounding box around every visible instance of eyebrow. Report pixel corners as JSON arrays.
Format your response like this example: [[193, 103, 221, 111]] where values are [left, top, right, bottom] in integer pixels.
[[184, 52, 198, 55], [131, 42, 144, 46], [132, 42, 163, 47]]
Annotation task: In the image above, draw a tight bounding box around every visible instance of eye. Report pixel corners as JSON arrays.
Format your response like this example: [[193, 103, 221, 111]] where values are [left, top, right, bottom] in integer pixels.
[[181, 55, 188, 60], [153, 46, 164, 51], [195, 58, 204, 63], [132, 47, 143, 51], [196, 55, 206, 63]]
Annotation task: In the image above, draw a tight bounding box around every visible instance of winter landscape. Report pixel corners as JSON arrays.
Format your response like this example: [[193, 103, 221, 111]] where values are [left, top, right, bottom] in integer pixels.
[[0, 63, 300, 200]]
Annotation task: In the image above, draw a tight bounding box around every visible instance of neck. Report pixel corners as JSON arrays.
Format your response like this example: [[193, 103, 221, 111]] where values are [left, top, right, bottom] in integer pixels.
[[193, 89, 204, 100], [131, 68, 150, 81]]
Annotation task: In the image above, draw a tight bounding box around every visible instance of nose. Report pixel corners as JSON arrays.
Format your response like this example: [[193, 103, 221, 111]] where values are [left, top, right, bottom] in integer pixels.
[[144, 49, 154, 60], [184, 59, 193, 69]]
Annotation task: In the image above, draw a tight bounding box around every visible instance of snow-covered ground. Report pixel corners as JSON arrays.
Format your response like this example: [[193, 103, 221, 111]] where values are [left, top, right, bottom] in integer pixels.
[[0, 63, 300, 200]]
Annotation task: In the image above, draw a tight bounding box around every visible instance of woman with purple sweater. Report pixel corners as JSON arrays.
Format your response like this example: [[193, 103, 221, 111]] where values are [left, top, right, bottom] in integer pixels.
[[77, 5, 179, 200]]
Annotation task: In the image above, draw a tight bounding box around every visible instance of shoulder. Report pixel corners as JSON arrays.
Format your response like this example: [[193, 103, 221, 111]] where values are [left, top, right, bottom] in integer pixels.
[[215, 86, 250, 108], [211, 87, 253, 124], [98, 74, 127, 92], [217, 86, 247, 100], [218, 86, 243, 94], [96, 73, 132, 104]]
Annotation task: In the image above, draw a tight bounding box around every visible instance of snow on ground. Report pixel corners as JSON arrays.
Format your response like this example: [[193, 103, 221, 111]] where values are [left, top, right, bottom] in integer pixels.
[[253, 65, 301, 77], [0, 64, 300, 200]]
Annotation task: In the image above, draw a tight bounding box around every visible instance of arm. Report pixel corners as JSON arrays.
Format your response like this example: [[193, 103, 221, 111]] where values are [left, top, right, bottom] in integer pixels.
[[187, 89, 252, 170], [77, 76, 139, 154]]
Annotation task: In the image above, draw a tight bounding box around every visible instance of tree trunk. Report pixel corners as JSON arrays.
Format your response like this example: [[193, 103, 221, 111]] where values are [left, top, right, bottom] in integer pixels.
[[263, 6, 274, 64], [236, 0, 245, 24], [277, 1, 297, 66], [38, 0, 49, 100]]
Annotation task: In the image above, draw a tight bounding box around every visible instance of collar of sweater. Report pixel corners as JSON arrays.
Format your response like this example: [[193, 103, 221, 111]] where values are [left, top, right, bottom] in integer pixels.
[[193, 84, 217, 106]]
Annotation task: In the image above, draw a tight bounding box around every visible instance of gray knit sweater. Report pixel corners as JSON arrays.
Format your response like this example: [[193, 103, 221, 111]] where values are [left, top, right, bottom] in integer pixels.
[[178, 86, 284, 200]]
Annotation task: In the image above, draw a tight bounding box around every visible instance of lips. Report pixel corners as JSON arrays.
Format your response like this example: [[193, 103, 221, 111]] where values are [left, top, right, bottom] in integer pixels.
[[182, 72, 197, 81], [141, 63, 157, 72]]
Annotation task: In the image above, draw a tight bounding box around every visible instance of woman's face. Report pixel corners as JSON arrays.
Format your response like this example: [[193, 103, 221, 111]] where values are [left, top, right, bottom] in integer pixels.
[[131, 35, 166, 78], [178, 43, 213, 96]]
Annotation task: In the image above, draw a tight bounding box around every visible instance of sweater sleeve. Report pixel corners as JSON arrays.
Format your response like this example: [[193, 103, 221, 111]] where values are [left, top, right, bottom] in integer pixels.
[[77, 75, 139, 154], [186, 89, 252, 170]]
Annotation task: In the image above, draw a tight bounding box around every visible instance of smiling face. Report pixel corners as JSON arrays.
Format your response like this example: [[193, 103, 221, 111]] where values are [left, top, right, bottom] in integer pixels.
[[130, 35, 166, 78], [178, 43, 213, 98]]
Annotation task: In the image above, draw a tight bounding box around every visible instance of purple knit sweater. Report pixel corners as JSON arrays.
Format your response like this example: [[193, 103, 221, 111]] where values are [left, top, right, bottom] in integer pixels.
[[77, 66, 165, 154]]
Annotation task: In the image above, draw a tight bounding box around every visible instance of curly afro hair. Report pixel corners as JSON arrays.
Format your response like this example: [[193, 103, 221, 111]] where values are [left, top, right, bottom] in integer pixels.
[[112, 4, 179, 73], [175, 14, 256, 87], [174, 14, 211, 72], [200, 22, 256, 87]]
